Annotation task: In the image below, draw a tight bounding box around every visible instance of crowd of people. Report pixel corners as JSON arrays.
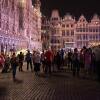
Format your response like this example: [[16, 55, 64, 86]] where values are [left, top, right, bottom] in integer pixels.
[[0, 46, 100, 82]]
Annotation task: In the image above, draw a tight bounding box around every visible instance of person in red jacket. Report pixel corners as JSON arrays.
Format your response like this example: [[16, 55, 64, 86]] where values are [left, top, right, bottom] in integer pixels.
[[44, 49, 53, 74]]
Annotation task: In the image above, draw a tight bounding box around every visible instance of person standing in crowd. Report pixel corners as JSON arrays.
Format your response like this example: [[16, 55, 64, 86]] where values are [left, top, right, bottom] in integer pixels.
[[91, 52, 96, 73], [44, 48, 53, 74], [10, 53, 18, 81], [32, 50, 36, 68], [84, 49, 92, 75], [18, 52, 24, 72], [52, 50, 57, 72], [41, 50, 46, 73], [93, 46, 100, 82], [60, 49, 64, 67], [25, 50, 33, 72], [67, 49, 73, 70], [79, 49, 84, 69], [33, 51, 41, 75], [56, 51, 61, 71], [2, 55, 10, 73], [72, 48, 80, 77]]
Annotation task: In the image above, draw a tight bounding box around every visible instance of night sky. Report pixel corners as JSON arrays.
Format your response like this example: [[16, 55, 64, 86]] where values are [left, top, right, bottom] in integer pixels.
[[32, 0, 100, 20]]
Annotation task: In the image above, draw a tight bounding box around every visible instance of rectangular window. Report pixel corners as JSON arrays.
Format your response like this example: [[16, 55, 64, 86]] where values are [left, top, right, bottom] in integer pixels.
[[93, 35, 95, 40], [79, 28, 82, 32], [93, 29, 95, 32], [0, 12, 1, 28], [66, 30, 69, 36], [62, 30, 65, 36], [86, 28, 88, 32], [71, 30, 74, 36], [85, 34, 88, 40], [12, 1, 14, 11], [76, 28, 79, 32], [96, 29, 98, 32], [83, 34, 85, 40], [89, 35, 92, 40], [71, 24, 73, 27], [66, 24, 69, 27], [89, 28, 92, 32], [62, 24, 65, 27], [77, 36, 79, 40], [96, 34, 98, 40]]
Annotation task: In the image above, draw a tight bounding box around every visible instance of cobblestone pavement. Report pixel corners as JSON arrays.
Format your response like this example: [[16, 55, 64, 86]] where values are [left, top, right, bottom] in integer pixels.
[[0, 65, 100, 100]]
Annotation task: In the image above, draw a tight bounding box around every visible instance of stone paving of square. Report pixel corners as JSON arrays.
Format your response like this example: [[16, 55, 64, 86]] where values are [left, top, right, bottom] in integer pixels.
[[0, 66, 100, 100]]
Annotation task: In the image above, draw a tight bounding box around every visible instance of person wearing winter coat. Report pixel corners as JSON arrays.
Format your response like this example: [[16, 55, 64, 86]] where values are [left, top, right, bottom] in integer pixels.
[[25, 50, 33, 71], [10, 53, 18, 81], [33, 51, 41, 75]]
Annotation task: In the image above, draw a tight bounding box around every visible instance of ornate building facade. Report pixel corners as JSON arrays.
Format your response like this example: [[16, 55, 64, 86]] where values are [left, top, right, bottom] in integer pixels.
[[41, 15, 50, 50], [0, 0, 42, 54], [42, 10, 100, 50]]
